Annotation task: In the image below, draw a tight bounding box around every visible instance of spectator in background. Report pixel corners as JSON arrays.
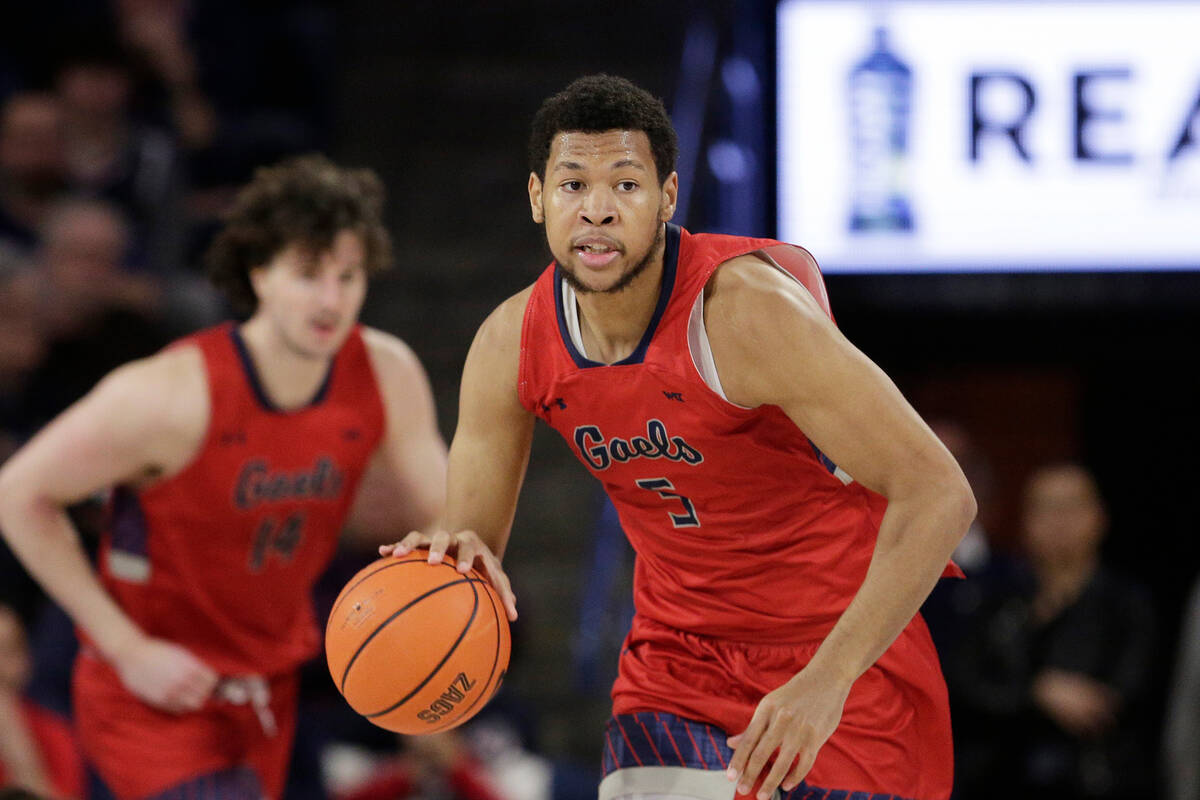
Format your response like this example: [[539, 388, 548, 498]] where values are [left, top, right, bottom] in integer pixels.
[[0, 604, 85, 800], [921, 418, 1022, 661], [53, 44, 187, 276], [1164, 575, 1200, 800], [0, 249, 46, 448], [948, 463, 1156, 800], [12, 197, 171, 435], [0, 93, 68, 253]]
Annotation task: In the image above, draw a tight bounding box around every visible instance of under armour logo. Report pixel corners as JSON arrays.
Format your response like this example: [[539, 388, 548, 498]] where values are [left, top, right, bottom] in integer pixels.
[[219, 431, 247, 445], [541, 397, 567, 413], [342, 428, 361, 441], [662, 391, 684, 402]]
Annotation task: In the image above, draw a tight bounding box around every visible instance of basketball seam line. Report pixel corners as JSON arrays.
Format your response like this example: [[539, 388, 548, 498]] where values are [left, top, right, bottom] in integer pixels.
[[339, 575, 479, 694], [362, 578, 484, 718], [424, 577, 504, 733], [328, 557, 438, 619]]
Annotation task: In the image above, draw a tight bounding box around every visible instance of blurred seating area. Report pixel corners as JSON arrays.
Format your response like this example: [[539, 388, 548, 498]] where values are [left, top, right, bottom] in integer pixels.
[[2, 2, 1198, 800]]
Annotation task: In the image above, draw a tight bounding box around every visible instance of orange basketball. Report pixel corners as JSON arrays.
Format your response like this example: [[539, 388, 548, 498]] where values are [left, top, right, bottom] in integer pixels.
[[325, 553, 511, 735]]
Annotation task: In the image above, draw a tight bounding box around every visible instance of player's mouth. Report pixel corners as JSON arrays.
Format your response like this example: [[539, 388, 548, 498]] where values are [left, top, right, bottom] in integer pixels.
[[573, 237, 622, 269], [311, 318, 339, 337]]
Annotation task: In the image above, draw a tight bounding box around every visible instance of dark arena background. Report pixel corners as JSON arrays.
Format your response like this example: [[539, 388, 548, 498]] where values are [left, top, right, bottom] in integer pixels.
[[1, 2, 1198, 799]]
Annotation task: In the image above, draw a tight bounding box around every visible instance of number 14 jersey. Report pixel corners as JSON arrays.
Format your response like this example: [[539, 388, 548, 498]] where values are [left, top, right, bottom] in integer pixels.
[[98, 323, 385, 676]]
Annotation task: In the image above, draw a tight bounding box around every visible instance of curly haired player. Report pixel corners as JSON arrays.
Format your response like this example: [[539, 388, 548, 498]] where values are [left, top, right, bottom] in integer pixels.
[[0, 155, 448, 800]]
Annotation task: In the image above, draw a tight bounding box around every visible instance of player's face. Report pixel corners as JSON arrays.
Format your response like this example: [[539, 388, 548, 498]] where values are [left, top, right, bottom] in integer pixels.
[[250, 229, 367, 359], [529, 130, 678, 294]]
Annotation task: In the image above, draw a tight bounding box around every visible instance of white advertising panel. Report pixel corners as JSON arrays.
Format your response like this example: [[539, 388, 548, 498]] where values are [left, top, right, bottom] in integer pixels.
[[777, 0, 1200, 272]]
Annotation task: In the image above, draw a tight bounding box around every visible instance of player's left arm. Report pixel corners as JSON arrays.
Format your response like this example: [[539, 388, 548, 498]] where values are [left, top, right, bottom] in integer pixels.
[[343, 328, 448, 546], [705, 253, 977, 799]]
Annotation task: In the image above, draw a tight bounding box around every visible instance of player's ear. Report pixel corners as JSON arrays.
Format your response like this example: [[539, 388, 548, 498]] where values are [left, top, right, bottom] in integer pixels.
[[659, 171, 679, 222], [528, 173, 545, 224], [248, 265, 269, 303]]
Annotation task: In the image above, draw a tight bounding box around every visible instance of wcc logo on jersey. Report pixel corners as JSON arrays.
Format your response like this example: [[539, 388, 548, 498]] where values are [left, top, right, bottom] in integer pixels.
[[573, 418, 703, 471]]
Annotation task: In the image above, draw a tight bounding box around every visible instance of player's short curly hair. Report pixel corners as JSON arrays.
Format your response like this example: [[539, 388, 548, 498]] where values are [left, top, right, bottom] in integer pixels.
[[205, 154, 391, 313], [528, 74, 678, 185]]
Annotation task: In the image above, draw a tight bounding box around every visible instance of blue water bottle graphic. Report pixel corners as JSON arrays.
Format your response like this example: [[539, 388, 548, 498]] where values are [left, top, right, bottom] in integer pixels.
[[848, 25, 913, 232]]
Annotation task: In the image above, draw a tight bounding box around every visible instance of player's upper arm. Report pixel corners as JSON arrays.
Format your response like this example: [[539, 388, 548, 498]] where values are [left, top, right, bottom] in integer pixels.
[[704, 254, 973, 515], [0, 346, 208, 510], [445, 287, 537, 558], [345, 329, 448, 542]]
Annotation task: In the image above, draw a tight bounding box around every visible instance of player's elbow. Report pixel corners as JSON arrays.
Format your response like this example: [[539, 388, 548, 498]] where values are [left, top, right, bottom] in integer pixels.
[[0, 460, 42, 538], [936, 464, 978, 544]]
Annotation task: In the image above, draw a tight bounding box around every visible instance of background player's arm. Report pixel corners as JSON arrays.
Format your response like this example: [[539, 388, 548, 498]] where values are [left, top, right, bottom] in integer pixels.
[[383, 290, 534, 620], [0, 348, 219, 712], [343, 329, 448, 545], [704, 254, 977, 797]]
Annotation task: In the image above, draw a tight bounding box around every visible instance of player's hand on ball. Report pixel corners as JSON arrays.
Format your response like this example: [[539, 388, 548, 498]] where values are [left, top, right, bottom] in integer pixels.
[[725, 667, 850, 799], [380, 530, 517, 621], [112, 635, 219, 714]]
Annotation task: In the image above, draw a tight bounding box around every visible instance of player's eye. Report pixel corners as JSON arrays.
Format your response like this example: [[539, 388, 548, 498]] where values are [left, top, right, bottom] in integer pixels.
[[561, 180, 584, 192], [616, 180, 638, 192]]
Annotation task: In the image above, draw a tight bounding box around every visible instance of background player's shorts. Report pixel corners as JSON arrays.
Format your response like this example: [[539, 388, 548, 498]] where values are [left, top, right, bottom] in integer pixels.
[[72, 650, 298, 800], [610, 615, 952, 800]]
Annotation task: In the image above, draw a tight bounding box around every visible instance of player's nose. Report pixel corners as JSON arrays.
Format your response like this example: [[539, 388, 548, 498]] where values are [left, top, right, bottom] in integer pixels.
[[579, 186, 617, 226], [316, 273, 347, 308]]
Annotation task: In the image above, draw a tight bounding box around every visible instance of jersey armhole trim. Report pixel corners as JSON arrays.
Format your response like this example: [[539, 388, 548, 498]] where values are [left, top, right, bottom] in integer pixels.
[[686, 250, 809, 410]]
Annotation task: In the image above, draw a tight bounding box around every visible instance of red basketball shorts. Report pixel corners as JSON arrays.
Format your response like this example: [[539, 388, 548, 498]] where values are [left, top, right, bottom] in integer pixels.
[[72, 650, 299, 800], [610, 615, 954, 800]]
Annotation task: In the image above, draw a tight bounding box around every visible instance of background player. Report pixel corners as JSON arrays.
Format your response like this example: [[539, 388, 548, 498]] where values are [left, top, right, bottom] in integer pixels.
[[0, 154, 448, 800], [385, 74, 975, 800]]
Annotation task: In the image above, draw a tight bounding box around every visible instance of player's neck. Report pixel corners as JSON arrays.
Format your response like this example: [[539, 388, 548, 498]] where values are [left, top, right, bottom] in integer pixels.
[[574, 254, 665, 365], [238, 317, 333, 410]]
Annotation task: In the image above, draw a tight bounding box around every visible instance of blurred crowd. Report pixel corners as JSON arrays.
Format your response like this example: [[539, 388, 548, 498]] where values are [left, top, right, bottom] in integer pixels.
[[1, 4, 595, 800], [2, 4, 1198, 800]]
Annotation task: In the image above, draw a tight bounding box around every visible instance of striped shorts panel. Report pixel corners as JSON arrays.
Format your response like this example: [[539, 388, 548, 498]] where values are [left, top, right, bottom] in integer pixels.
[[601, 712, 915, 800]]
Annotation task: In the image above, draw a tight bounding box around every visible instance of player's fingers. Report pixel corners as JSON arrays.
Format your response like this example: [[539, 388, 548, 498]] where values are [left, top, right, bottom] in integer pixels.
[[738, 729, 781, 798], [480, 551, 518, 620], [427, 530, 452, 562], [453, 531, 480, 572], [390, 531, 428, 556], [727, 713, 768, 788], [781, 747, 818, 793], [757, 744, 799, 800]]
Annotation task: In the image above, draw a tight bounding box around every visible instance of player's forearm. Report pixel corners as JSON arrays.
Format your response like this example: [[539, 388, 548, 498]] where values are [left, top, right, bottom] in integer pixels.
[[0, 492, 144, 662], [0, 694, 55, 797], [805, 480, 975, 688]]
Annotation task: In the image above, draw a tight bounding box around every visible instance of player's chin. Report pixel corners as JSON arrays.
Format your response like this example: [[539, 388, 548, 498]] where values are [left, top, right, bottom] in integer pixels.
[[566, 262, 630, 294]]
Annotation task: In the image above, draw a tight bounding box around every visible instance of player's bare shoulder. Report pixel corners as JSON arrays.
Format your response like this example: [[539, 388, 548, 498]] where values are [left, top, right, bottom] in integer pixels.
[[90, 343, 211, 481], [705, 250, 828, 335], [703, 250, 837, 409], [360, 327, 430, 392], [475, 285, 535, 357]]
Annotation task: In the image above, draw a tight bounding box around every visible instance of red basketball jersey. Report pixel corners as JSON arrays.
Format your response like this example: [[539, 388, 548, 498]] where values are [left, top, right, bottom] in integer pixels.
[[519, 224, 957, 644], [97, 323, 385, 676]]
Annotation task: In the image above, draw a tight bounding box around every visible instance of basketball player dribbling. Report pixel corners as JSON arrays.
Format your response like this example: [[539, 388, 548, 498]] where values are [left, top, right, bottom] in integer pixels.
[[385, 75, 976, 800], [0, 155, 449, 800]]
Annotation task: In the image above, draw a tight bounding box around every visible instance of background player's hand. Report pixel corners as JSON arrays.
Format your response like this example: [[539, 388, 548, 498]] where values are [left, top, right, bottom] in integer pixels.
[[1032, 667, 1118, 737], [111, 635, 219, 714], [726, 667, 850, 799], [380, 530, 517, 621]]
